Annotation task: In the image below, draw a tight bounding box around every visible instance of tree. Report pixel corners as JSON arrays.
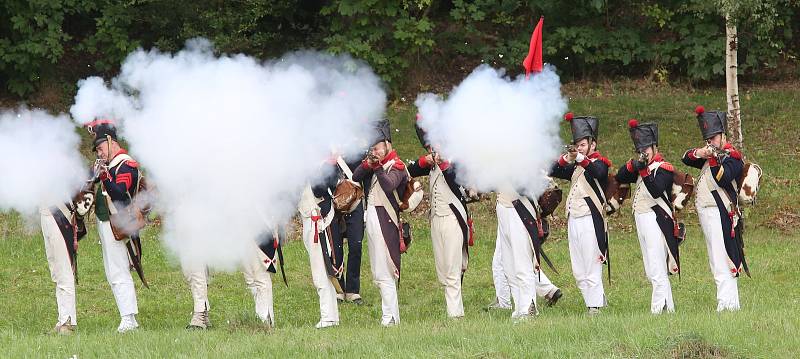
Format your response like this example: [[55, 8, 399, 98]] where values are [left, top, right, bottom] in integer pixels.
[[718, 0, 784, 151], [724, 10, 743, 150]]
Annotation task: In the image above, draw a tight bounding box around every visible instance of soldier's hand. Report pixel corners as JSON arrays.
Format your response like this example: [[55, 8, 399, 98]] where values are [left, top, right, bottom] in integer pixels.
[[432, 152, 442, 164], [633, 159, 648, 171], [424, 153, 434, 165], [695, 147, 712, 159], [98, 169, 111, 182], [566, 150, 578, 163]]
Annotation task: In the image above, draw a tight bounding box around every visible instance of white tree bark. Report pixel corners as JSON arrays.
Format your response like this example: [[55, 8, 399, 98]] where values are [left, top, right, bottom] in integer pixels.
[[725, 14, 744, 150]]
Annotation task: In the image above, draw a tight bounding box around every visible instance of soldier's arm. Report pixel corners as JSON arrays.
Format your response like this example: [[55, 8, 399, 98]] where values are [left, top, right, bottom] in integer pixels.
[[681, 148, 706, 169], [375, 166, 407, 192], [101, 163, 139, 201], [582, 157, 609, 180], [710, 154, 744, 186], [614, 161, 638, 184], [407, 155, 432, 178], [345, 157, 362, 173], [352, 160, 374, 182], [549, 157, 575, 180]]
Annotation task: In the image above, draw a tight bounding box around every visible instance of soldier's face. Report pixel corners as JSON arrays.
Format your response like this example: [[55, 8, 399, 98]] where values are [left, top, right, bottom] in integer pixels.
[[575, 138, 594, 155], [708, 134, 723, 148], [95, 140, 118, 161], [370, 141, 389, 160], [96, 141, 110, 161]]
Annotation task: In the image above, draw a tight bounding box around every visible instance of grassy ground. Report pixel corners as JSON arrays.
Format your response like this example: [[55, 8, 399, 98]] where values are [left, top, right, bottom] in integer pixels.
[[1, 83, 799, 358]]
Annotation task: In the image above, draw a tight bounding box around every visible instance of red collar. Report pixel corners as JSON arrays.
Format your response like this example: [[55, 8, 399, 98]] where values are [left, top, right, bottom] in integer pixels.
[[380, 150, 406, 170], [438, 161, 450, 171], [110, 148, 128, 161], [381, 150, 398, 165], [649, 153, 664, 164]]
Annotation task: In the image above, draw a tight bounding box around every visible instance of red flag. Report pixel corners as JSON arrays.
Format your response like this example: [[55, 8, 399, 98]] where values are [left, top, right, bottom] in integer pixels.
[[522, 16, 544, 78]]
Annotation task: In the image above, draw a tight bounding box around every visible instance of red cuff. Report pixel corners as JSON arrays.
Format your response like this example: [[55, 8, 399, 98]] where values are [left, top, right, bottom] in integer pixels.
[[578, 158, 590, 167], [708, 156, 718, 167], [638, 168, 650, 178], [626, 160, 634, 173], [360, 160, 371, 169], [558, 156, 568, 167], [418, 155, 431, 168], [686, 149, 699, 160]]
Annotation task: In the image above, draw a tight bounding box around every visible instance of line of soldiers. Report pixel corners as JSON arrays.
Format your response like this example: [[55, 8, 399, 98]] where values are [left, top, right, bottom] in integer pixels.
[[38, 105, 753, 334]]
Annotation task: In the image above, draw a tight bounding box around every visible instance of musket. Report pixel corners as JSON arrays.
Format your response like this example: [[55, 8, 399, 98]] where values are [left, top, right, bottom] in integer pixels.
[[274, 229, 288, 288], [706, 144, 730, 162], [126, 234, 150, 288], [637, 151, 648, 164], [63, 159, 106, 285]]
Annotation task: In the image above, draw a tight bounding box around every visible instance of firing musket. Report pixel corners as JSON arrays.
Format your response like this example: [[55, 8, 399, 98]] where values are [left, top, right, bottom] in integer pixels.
[[706, 144, 730, 162], [637, 151, 648, 164]]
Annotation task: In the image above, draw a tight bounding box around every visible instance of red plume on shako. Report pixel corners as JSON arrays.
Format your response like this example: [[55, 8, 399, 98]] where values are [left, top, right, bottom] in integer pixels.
[[628, 119, 639, 128], [695, 105, 705, 115], [564, 112, 574, 122]]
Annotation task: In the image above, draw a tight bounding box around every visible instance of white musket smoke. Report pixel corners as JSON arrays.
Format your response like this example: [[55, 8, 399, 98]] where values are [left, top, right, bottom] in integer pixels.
[[0, 107, 85, 216], [415, 65, 567, 197], [70, 38, 386, 269]]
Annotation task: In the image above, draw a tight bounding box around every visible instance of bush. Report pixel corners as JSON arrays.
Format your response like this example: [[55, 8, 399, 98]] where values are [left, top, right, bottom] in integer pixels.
[[1, 0, 798, 97]]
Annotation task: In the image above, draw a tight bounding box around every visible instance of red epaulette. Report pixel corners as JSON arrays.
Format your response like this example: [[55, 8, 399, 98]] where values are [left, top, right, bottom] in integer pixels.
[[124, 160, 139, 168], [592, 153, 612, 167], [723, 143, 743, 160], [659, 162, 674, 172], [392, 159, 406, 171]]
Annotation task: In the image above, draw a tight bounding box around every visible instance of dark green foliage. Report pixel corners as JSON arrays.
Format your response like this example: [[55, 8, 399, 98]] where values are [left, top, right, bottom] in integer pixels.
[[1, 0, 798, 97]]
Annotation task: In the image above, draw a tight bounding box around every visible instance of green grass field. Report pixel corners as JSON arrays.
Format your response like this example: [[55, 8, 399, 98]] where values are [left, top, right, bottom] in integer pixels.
[[1, 83, 799, 358]]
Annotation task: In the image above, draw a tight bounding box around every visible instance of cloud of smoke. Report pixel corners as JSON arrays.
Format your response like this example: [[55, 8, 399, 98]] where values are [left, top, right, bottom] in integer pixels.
[[0, 107, 86, 216], [415, 65, 567, 197], [71, 38, 386, 269]]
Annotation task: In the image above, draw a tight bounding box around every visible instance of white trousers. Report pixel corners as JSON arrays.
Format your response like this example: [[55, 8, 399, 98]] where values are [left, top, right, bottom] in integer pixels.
[[97, 219, 138, 317], [634, 211, 675, 314], [496, 205, 539, 318], [40, 210, 76, 325], [492, 235, 558, 308], [698, 206, 740, 311], [182, 242, 275, 324], [302, 217, 340, 323], [365, 205, 400, 324], [567, 214, 605, 308], [431, 213, 465, 318]]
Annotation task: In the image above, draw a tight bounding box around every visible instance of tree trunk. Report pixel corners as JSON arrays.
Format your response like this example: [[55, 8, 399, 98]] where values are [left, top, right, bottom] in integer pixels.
[[725, 14, 744, 150]]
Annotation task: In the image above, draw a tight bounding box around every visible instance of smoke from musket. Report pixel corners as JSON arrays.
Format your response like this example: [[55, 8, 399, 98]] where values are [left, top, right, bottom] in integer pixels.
[[70, 38, 386, 269], [0, 107, 86, 216], [415, 65, 567, 197]]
